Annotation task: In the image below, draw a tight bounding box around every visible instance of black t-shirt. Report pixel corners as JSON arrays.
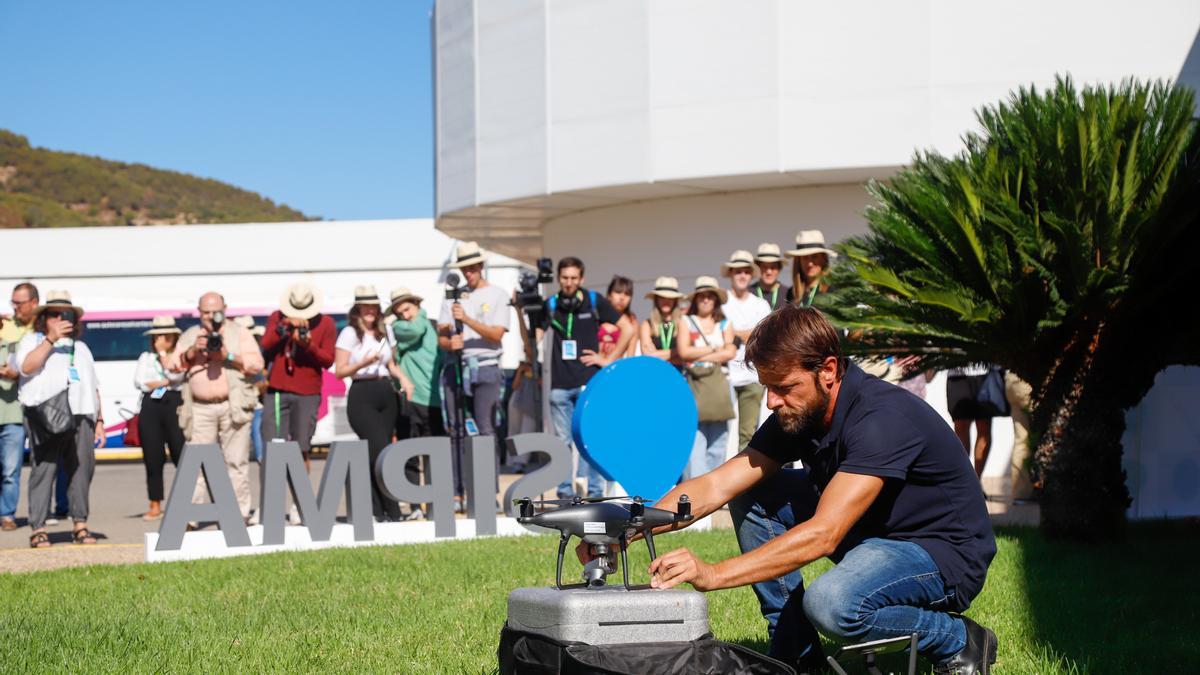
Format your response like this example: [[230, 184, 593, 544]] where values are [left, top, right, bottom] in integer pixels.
[[749, 362, 996, 607], [749, 281, 793, 311], [543, 290, 621, 390]]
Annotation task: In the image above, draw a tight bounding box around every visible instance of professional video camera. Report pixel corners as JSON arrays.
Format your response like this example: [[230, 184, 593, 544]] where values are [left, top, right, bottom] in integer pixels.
[[207, 310, 225, 352], [513, 255, 554, 326]]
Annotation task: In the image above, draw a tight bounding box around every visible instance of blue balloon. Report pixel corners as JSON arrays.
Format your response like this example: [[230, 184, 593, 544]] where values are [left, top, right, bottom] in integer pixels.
[[572, 356, 697, 501]]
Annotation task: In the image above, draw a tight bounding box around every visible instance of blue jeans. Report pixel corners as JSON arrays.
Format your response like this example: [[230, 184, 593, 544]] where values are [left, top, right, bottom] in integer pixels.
[[251, 408, 264, 462], [731, 468, 968, 668], [549, 387, 604, 498], [683, 421, 728, 480], [0, 423, 25, 519]]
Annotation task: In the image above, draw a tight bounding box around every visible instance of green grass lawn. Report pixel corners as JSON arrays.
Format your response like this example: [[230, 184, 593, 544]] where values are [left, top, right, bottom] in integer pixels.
[[3, 523, 1198, 673]]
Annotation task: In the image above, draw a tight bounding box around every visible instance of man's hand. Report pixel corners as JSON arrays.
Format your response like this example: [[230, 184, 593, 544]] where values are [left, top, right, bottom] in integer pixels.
[[648, 547, 719, 591], [0, 365, 18, 381], [194, 333, 209, 353], [579, 349, 609, 367], [93, 422, 106, 449], [449, 334, 464, 351], [450, 302, 466, 323]]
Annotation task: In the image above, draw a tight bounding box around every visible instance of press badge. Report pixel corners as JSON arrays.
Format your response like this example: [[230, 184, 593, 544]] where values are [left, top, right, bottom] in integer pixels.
[[561, 339, 578, 361], [150, 387, 167, 400], [68, 367, 80, 382], [464, 417, 480, 436]]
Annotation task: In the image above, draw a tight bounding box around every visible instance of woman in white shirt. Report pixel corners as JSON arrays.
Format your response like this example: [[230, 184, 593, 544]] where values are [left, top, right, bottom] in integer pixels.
[[133, 316, 186, 521], [17, 291, 104, 548], [675, 277, 737, 481], [335, 286, 401, 522]]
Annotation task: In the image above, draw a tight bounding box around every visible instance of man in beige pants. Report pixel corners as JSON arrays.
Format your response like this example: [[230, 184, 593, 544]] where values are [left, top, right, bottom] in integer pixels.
[[172, 292, 264, 521], [1005, 371, 1035, 503]]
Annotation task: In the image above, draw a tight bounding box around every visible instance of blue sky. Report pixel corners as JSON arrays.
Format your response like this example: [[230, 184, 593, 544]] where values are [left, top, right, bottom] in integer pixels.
[[0, 1, 435, 220]]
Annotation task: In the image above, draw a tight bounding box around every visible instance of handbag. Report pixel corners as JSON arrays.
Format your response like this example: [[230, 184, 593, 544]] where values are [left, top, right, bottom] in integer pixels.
[[684, 317, 735, 423], [974, 366, 1011, 418], [24, 387, 77, 447], [123, 400, 142, 448]]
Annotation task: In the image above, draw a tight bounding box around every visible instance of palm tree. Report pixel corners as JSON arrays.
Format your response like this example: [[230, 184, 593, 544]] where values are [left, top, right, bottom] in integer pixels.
[[819, 77, 1200, 541]]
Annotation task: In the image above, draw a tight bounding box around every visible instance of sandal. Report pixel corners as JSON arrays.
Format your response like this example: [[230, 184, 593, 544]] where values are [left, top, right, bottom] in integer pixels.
[[72, 527, 97, 545], [29, 531, 50, 548]]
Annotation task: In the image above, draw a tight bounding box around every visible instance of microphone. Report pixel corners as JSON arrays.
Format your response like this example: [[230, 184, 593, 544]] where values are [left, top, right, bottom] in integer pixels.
[[446, 273, 464, 334]]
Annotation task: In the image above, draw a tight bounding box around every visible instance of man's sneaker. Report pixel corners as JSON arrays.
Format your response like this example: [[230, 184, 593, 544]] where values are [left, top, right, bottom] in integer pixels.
[[247, 509, 260, 526], [45, 516, 59, 525], [403, 508, 425, 521], [934, 615, 998, 675], [287, 505, 302, 525], [1, 517, 17, 531]]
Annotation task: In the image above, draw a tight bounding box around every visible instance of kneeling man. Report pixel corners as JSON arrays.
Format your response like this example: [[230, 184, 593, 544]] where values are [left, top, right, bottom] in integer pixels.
[[644, 307, 997, 674]]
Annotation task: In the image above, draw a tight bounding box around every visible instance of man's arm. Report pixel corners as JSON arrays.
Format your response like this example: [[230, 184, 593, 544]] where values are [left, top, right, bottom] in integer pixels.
[[451, 306, 507, 343], [649, 471, 885, 591], [259, 312, 284, 354]]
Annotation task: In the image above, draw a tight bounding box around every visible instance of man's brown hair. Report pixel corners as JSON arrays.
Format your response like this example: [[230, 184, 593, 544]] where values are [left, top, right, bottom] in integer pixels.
[[744, 305, 844, 379]]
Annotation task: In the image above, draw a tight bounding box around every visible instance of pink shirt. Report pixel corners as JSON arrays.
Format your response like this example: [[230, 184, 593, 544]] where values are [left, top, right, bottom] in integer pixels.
[[171, 323, 264, 401]]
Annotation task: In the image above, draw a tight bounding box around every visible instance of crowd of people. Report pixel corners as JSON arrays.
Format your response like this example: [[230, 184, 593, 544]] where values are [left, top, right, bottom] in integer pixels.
[[0, 229, 1033, 549]]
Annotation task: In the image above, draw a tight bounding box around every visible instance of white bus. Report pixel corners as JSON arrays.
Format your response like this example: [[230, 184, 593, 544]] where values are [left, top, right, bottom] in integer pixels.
[[0, 219, 528, 459]]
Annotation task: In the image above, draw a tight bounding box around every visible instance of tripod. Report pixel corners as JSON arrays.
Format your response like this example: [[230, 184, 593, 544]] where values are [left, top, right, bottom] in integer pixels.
[[445, 274, 470, 513]]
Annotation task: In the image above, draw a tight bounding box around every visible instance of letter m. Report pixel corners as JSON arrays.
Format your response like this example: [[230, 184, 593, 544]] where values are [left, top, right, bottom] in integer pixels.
[[260, 440, 374, 545]]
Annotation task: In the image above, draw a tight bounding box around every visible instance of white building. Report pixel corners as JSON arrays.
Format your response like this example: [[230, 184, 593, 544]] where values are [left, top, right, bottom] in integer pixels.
[[432, 0, 1200, 516]]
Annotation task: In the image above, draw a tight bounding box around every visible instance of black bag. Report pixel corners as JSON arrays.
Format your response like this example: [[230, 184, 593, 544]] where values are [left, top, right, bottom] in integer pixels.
[[974, 367, 1011, 418], [498, 625, 796, 675], [24, 388, 77, 446]]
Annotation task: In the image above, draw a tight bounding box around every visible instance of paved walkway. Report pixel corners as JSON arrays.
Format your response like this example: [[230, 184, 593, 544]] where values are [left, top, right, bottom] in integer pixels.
[[0, 460, 1034, 574]]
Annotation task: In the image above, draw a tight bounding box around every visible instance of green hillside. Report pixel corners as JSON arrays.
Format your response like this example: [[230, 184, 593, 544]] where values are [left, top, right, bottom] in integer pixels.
[[0, 130, 311, 227]]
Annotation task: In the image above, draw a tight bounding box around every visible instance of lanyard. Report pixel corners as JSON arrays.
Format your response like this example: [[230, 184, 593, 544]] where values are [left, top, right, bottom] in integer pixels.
[[658, 321, 674, 349], [802, 284, 819, 307], [274, 391, 282, 431], [755, 284, 779, 308], [550, 312, 574, 340]]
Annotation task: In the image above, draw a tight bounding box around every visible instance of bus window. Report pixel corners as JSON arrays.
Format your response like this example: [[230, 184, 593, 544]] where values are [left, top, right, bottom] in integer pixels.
[[84, 318, 201, 362]]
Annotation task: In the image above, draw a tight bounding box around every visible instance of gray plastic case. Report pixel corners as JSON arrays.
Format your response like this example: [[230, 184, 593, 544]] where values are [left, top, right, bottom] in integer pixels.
[[506, 586, 709, 645]]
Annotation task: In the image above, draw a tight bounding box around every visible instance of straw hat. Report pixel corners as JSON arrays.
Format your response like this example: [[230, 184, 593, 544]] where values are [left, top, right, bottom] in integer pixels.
[[389, 286, 424, 307], [644, 276, 685, 300], [753, 243, 785, 264], [449, 241, 488, 268], [232, 315, 265, 337], [719, 250, 760, 278], [143, 315, 182, 336], [689, 276, 728, 305], [785, 230, 839, 258], [280, 282, 324, 320], [352, 285, 382, 307], [33, 290, 83, 321]]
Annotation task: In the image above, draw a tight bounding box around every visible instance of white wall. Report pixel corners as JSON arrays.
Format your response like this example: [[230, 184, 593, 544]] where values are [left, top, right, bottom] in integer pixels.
[[436, 0, 1200, 214]]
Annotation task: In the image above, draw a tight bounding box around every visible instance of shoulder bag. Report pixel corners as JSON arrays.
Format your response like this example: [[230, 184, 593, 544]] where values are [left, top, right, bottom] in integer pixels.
[[974, 366, 1011, 418], [684, 317, 735, 423]]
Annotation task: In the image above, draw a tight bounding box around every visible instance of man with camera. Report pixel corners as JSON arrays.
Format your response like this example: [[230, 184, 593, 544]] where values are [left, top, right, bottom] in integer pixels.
[[259, 283, 335, 474], [540, 256, 632, 499], [437, 242, 510, 509], [173, 292, 264, 521]]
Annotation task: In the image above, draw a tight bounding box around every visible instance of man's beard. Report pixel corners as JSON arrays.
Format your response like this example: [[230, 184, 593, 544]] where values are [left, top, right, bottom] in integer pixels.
[[777, 385, 830, 435]]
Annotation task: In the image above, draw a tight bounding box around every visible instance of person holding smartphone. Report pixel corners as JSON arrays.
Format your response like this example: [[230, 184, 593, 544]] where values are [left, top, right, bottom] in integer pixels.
[[16, 290, 104, 548], [336, 286, 401, 522]]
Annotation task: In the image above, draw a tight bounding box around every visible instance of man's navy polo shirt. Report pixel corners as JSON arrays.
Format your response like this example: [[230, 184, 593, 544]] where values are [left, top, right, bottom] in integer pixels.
[[749, 361, 996, 607]]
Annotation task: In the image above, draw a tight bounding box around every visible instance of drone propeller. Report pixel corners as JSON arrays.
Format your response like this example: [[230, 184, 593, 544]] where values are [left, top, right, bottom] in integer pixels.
[[514, 495, 642, 507]]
